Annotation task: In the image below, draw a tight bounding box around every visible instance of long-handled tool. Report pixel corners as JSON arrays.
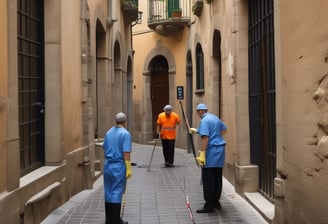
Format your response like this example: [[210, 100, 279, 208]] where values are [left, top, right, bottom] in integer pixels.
[[181, 176, 196, 224], [179, 101, 199, 167], [186, 195, 196, 224], [147, 139, 158, 171], [121, 179, 127, 219]]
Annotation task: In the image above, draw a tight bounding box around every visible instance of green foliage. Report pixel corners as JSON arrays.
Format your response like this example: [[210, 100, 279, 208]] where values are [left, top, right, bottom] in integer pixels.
[[122, 0, 137, 8]]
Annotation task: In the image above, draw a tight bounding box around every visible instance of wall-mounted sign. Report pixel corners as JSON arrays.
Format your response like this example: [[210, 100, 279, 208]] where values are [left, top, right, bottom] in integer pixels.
[[177, 86, 184, 100]]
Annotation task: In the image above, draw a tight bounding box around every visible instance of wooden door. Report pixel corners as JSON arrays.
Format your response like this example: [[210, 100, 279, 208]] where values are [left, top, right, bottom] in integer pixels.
[[151, 72, 169, 137]]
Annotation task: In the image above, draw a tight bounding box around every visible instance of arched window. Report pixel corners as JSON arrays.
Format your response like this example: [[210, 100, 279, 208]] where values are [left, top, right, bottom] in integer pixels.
[[196, 43, 204, 91]]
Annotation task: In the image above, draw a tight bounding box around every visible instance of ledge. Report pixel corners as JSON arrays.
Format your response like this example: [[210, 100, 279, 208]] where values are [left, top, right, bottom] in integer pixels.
[[25, 182, 61, 206], [244, 192, 274, 222], [20, 165, 64, 188]]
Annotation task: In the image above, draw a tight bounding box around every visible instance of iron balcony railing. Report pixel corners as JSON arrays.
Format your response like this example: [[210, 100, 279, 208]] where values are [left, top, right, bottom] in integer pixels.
[[148, 0, 191, 34], [122, 0, 139, 24], [123, 0, 138, 7]]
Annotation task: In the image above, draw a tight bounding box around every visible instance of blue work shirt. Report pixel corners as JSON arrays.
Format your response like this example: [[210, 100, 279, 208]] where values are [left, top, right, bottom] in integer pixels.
[[198, 112, 227, 168], [103, 126, 132, 203]]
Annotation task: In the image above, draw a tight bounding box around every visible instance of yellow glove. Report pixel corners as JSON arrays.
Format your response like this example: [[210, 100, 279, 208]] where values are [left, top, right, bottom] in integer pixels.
[[189, 127, 198, 134], [125, 161, 132, 179], [196, 151, 206, 167]]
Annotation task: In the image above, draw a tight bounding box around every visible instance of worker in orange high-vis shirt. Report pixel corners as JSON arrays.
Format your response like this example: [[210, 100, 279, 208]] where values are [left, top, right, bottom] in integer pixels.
[[156, 104, 181, 167]]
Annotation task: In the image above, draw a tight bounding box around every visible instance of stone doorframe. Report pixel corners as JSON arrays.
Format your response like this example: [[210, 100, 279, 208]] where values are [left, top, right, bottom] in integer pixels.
[[140, 40, 176, 143]]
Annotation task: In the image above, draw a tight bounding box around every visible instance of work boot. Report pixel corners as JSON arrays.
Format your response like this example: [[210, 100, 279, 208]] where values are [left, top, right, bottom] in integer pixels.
[[215, 201, 222, 210], [196, 206, 214, 213], [110, 203, 129, 224]]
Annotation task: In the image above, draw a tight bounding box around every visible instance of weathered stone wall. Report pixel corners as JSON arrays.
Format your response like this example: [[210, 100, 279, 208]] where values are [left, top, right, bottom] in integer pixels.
[[275, 0, 328, 223], [0, 0, 8, 193]]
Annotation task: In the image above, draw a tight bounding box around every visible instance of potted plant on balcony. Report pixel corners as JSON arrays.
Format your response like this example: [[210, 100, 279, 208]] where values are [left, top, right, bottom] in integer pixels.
[[172, 8, 182, 18], [192, 0, 203, 16], [122, 0, 137, 8]]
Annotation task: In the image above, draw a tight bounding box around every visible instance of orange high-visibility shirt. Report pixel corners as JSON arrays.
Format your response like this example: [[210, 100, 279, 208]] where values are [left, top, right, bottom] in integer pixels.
[[157, 112, 181, 140]]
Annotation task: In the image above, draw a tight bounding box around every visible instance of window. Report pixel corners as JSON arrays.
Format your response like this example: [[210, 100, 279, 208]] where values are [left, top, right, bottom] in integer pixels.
[[196, 43, 204, 92], [18, 0, 45, 175]]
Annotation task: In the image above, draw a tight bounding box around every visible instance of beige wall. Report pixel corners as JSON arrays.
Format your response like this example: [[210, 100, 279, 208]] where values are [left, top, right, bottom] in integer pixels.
[[133, 32, 189, 99], [62, 0, 83, 153], [274, 0, 328, 223], [0, 0, 135, 222], [0, 0, 8, 192]]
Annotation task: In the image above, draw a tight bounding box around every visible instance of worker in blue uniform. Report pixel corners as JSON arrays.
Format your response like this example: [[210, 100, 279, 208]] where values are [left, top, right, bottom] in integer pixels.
[[190, 103, 227, 213], [103, 112, 132, 224]]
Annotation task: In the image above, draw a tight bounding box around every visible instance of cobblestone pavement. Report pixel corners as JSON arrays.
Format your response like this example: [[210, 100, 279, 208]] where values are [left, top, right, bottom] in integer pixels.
[[42, 143, 268, 224]]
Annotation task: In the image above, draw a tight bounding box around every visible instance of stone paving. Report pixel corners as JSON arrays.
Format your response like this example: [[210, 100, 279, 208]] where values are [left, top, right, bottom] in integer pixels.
[[42, 142, 268, 224]]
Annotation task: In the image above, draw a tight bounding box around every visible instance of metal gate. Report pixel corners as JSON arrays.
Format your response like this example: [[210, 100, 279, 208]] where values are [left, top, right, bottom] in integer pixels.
[[18, 0, 45, 176], [248, 0, 276, 201]]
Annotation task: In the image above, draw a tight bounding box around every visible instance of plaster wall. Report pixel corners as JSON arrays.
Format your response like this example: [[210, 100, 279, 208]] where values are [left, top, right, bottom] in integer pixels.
[[0, 0, 106, 222], [274, 0, 328, 223], [0, 0, 8, 192], [133, 35, 178, 102], [88, 0, 110, 139], [61, 0, 83, 153], [0, 0, 141, 221]]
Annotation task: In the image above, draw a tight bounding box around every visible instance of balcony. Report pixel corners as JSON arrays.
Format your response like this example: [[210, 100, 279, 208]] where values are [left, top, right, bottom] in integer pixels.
[[122, 0, 139, 25], [192, 0, 203, 16], [148, 0, 191, 36]]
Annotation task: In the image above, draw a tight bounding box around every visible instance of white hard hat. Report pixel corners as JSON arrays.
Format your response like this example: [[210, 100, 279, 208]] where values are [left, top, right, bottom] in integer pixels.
[[115, 112, 127, 123], [196, 103, 208, 110], [163, 105, 172, 111]]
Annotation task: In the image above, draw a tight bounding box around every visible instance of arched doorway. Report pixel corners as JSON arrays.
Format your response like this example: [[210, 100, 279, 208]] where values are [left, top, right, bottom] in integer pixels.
[[95, 19, 107, 138], [127, 56, 133, 132], [186, 51, 193, 153], [114, 41, 123, 114], [149, 55, 169, 138], [212, 29, 222, 118]]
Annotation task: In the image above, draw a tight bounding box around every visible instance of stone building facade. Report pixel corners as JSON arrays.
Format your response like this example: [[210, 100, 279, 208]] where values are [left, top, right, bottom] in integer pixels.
[[132, 0, 328, 223], [0, 0, 136, 223]]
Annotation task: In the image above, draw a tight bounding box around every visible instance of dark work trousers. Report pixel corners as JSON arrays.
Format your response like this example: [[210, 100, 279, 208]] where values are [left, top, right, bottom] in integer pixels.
[[201, 167, 223, 208], [105, 202, 124, 224], [161, 139, 175, 165]]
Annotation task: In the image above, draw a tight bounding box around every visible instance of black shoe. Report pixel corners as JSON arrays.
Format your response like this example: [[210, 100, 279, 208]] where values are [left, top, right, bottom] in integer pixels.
[[121, 221, 128, 224], [196, 207, 214, 213], [168, 164, 174, 167], [215, 202, 221, 210], [165, 162, 170, 167]]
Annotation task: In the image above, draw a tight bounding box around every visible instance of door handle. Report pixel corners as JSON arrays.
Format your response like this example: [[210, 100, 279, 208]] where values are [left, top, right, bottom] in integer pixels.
[[35, 102, 45, 114]]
